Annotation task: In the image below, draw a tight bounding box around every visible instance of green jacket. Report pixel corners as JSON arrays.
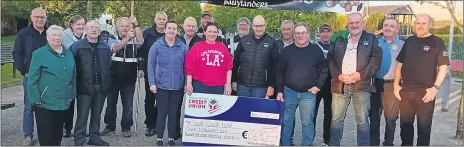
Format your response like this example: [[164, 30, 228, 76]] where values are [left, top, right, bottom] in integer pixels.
[[27, 44, 76, 111]]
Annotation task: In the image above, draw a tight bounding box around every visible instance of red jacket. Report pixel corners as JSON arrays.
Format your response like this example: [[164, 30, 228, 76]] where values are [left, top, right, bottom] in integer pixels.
[[185, 41, 233, 86]]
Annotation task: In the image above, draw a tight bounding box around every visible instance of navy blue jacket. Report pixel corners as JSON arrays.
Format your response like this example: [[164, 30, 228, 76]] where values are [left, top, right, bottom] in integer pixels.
[[12, 25, 48, 76]]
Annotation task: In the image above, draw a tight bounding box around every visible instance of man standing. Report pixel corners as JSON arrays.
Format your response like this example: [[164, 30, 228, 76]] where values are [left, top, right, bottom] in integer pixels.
[[180, 17, 202, 49], [276, 20, 294, 52], [276, 23, 328, 146], [196, 11, 225, 43], [369, 17, 404, 146], [138, 11, 167, 137], [12, 7, 48, 146], [226, 17, 251, 54], [313, 24, 333, 146], [101, 16, 144, 137], [394, 14, 449, 146], [327, 12, 382, 146], [232, 15, 280, 98], [70, 20, 111, 146]]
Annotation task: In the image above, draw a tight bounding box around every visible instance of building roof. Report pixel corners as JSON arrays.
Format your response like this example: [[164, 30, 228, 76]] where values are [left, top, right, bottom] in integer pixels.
[[389, 6, 414, 15]]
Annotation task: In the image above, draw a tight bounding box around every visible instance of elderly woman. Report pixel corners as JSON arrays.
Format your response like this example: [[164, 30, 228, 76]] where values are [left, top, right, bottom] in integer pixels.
[[27, 25, 76, 146], [61, 14, 85, 138], [148, 20, 188, 146], [185, 22, 233, 95]]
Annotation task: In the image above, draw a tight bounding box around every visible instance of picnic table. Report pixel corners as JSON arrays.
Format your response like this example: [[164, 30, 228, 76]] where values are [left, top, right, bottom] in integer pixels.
[[1, 44, 17, 78]]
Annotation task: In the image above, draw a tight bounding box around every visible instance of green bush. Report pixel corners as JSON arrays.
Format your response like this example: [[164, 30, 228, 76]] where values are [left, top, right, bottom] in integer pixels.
[[436, 34, 463, 60]]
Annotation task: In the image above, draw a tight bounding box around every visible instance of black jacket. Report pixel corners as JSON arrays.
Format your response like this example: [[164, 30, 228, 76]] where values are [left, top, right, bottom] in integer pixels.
[[12, 25, 48, 76], [232, 34, 280, 87], [139, 25, 165, 72], [327, 31, 382, 94], [179, 34, 202, 49], [70, 38, 112, 95]]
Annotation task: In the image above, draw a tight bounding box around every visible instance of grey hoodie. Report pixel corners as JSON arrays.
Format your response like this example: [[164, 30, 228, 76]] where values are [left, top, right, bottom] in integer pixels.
[[62, 28, 84, 49]]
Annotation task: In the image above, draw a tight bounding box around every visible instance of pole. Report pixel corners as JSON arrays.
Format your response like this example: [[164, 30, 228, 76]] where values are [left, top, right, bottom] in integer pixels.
[[87, 1, 93, 20], [454, 0, 464, 143], [439, 0, 455, 111], [131, 1, 135, 16]]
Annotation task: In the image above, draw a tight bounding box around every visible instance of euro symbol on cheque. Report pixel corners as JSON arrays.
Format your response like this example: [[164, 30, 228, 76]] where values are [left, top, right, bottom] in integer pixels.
[[242, 131, 248, 139]]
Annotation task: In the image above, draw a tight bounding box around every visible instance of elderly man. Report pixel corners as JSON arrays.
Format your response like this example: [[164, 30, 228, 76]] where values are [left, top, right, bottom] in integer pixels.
[[27, 25, 76, 146], [180, 17, 202, 49], [276, 22, 328, 146], [70, 20, 111, 146], [232, 15, 280, 98], [138, 11, 167, 137], [369, 17, 405, 146], [226, 17, 251, 54], [394, 14, 449, 146], [327, 12, 382, 146], [276, 20, 294, 52], [12, 7, 48, 146], [102, 16, 144, 137], [196, 11, 225, 43]]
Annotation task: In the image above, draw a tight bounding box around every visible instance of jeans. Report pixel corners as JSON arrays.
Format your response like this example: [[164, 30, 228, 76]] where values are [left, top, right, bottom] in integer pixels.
[[104, 81, 135, 131], [144, 76, 158, 129], [74, 84, 106, 145], [330, 86, 371, 146], [193, 80, 224, 95], [23, 78, 35, 137], [399, 89, 434, 146], [236, 84, 267, 98], [281, 87, 317, 146], [35, 106, 66, 146], [314, 82, 332, 144], [156, 89, 184, 139]]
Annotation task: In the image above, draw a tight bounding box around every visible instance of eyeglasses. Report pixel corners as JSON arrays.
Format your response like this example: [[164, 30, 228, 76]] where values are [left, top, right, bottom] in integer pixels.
[[294, 31, 308, 36], [253, 25, 265, 28], [32, 16, 47, 19]]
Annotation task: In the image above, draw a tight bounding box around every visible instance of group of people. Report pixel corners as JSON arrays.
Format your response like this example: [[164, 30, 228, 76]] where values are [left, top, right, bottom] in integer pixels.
[[12, 6, 449, 147]]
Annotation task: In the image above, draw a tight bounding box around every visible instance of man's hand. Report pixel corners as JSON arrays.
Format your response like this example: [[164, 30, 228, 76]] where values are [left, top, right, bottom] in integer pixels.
[[276, 92, 284, 102], [422, 87, 438, 103], [150, 85, 157, 94], [339, 74, 355, 84], [393, 85, 402, 101], [185, 84, 193, 96], [130, 15, 138, 26], [127, 30, 135, 39], [137, 70, 144, 78], [224, 84, 232, 95], [231, 82, 237, 91], [308, 86, 320, 94], [25, 73, 28, 78], [351, 72, 361, 81], [267, 86, 274, 97]]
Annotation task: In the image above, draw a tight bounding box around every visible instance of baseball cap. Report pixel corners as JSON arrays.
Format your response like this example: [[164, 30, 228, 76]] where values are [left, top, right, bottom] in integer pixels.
[[201, 11, 213, 18], [319, 24, 332, 32]]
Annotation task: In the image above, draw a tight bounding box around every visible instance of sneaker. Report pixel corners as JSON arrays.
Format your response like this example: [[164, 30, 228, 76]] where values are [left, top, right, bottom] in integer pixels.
[[145, 128, 156, 137], [100, 128, 115, 136], [88, 139, 110, 146], [156, 139, 164, 146], [122, 129, 131, 137], [321, 142, 329, 146], [63, 129, 72, 138], [23, 136, 34, 146], [168, 139, 175, 146]]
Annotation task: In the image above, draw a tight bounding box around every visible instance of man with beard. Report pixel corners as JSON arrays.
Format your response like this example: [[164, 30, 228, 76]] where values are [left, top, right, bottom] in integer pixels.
[[71, 20, 111, 146], [12, 7, 48, 146], [101, 16, 144, 137], [138, 11, 167, 137], [327, 12, 382, 146], [226, 17, 251, 54]]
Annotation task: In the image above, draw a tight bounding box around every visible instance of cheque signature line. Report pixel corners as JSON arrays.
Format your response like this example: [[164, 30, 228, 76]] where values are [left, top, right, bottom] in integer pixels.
[[185, 124, 241, 129]]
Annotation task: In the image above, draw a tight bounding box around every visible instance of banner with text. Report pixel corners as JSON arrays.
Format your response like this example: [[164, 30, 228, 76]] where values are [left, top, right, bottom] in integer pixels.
[[197, 0, 365, 14], [182, 93, 284, 146]]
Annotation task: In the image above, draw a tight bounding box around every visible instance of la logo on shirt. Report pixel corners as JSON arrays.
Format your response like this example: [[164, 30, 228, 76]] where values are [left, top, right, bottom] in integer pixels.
[[201, 49, 225, 67]]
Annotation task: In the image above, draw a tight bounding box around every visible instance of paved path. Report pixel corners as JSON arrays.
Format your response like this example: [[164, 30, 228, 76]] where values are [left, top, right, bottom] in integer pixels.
[[1, 78, 464, 146]]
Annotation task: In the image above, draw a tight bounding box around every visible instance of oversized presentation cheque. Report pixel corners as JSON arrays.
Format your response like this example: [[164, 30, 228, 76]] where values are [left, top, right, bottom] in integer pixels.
[[182, 93, 284, 146]]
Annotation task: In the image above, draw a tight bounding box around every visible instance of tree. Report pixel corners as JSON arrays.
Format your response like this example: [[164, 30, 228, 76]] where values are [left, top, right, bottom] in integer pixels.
[[39, 0, 106, 27], [365, 11, 385, 33]]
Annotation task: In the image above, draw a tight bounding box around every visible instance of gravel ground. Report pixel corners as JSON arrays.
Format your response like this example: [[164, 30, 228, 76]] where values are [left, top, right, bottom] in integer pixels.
[[1, 78, 463, 146]]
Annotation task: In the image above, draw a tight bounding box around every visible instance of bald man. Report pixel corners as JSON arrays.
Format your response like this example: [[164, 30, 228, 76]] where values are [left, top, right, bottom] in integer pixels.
[[232, 15, 280, 98], [393, 14, 449, 146], [327, 12, 382, 146], [12, 7, 48, 146]]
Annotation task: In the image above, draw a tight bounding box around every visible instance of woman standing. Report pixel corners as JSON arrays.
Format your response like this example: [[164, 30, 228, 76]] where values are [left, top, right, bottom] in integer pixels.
[[61, 15, 85, 138], [27, 25, 76, 146], [184, 22, 233, 95], [147, 20, 188, 146]]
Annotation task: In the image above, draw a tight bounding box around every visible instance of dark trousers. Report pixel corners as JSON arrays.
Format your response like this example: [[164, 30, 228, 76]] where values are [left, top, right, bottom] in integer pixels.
[[104, 81, 135, 131], [400, 89, 435, 146], [64, 99, 75, 132], [35, 106, 66, 146], [74, 84, 106, 145], [156, 89, 184, 139], [192, 80, 224, 94], [313, 83, 332, 144], [370, 79, 384, 146], [370, 80, 400, 146], [144, 76, 158, 129]]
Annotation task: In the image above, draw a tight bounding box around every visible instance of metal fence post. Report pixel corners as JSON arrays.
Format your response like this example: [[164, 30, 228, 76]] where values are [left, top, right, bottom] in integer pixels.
[[438, 71, 452, 110]]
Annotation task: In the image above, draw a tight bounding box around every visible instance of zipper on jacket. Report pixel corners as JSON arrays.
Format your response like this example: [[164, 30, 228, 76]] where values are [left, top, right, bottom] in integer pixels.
[[170, 46, 173, 89], [250, 42, 259, 86], [40, 86, 48, 103]]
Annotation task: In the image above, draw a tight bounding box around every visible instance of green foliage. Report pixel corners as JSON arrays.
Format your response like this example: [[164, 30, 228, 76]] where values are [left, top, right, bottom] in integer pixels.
[[39, 0, 106, 27], [365, 11, 385, 32], [431, 26, 463, 35], [436, 34, 464, 60]]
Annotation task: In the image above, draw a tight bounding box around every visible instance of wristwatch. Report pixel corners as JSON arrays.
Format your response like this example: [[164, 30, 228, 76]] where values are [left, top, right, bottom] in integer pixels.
[[433, 85, 440, 90]]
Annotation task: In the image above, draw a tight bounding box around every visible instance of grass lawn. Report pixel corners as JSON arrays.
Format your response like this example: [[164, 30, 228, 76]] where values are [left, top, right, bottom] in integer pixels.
[[1, 34, 21, 88], [2, 34, 16, 45], [452, 71, 464, 79]]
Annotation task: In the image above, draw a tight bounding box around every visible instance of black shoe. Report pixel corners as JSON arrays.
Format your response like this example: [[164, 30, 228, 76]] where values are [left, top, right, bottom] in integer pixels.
[[88, 139, 110, 146], [63, 129, 72, 138], [100, 128, 115, 136], [168, 140, 175, 146], [174, 134, 182, 140], [156, 140, 164, 146], [145, 128, 156, 137]]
